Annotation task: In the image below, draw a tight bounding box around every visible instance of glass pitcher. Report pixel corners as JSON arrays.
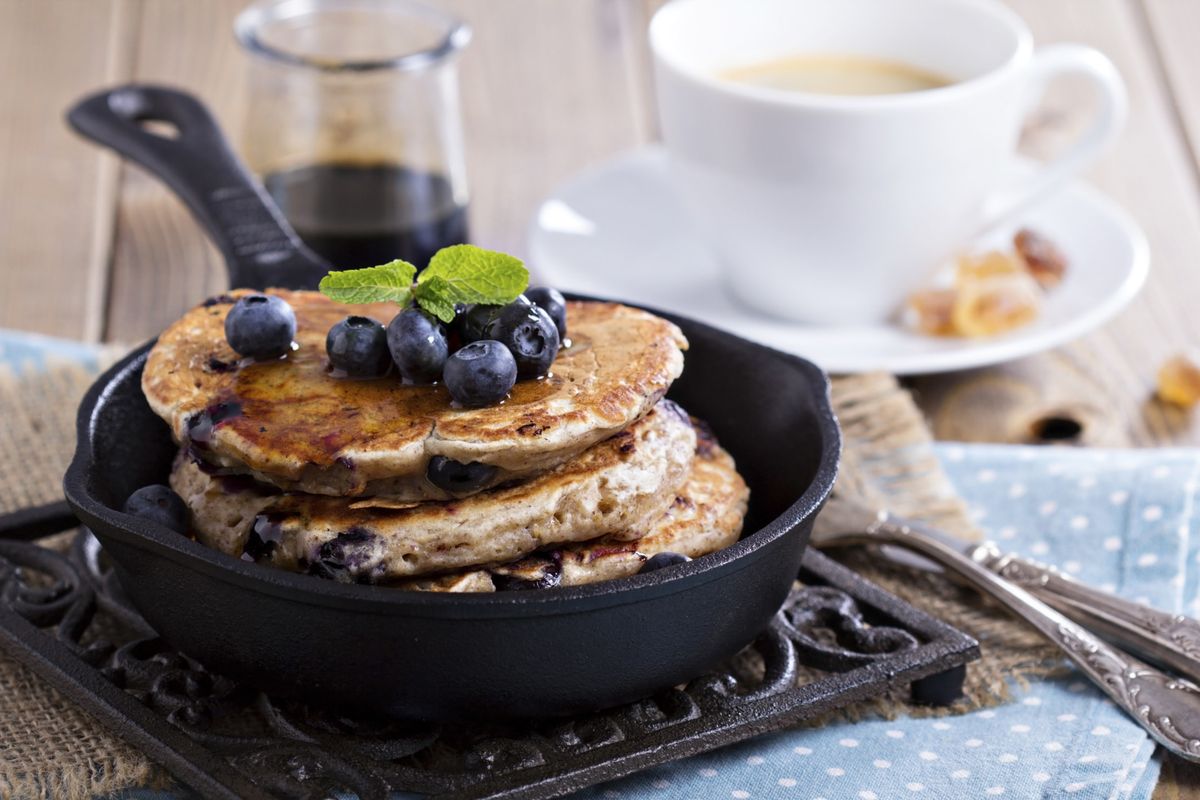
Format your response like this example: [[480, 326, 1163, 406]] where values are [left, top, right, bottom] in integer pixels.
[[235, 0, 471, 270]]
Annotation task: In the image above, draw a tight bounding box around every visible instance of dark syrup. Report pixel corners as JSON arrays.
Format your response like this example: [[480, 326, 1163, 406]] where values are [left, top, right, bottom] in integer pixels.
[[263, 163, 469, 269]]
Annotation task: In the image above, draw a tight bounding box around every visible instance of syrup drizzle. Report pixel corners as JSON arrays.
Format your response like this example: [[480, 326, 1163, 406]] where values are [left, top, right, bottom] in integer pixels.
[[185, 401, 244, 447], [243, 513, 285, 561]]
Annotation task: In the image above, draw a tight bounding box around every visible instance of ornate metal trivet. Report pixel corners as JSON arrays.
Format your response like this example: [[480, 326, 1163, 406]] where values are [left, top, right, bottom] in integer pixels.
[[0, 503, 978, 800]]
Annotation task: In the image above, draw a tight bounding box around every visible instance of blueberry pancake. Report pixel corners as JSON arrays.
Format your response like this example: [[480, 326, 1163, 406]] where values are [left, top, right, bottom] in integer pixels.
[[170, 402, 696, 580], [398, 426, 748, 592], [145, 290, 687, 500]]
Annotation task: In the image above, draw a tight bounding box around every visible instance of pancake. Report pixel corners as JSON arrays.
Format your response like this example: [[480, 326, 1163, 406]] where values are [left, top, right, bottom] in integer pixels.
[[145, 290, 687, 500], [398, 426, 748, 592], [171, 402, 696, 580]]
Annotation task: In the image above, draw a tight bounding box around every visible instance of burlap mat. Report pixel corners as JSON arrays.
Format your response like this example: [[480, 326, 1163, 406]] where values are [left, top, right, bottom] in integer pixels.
[[0, 364, 1080, 798]]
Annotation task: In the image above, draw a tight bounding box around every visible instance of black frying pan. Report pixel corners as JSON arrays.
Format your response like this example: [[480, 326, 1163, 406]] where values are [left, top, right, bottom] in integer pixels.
[[62, 85, 840, 721]]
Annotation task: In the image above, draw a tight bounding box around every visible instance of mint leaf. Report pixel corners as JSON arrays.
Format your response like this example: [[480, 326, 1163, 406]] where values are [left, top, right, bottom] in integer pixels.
[[318, 260, 417, 305], [412, 276, 458, 323], [417, 244, 528, 307]]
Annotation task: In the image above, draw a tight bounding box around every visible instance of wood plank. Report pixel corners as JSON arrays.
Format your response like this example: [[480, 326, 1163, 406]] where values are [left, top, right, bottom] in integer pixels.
[[102, 0, 651, 343], [1143, 0, 1200, 179], [102, 0, 248, 343], [905, 0, 1200, 446], [443, 0, 652, 259], [0, 0, 137, 340]]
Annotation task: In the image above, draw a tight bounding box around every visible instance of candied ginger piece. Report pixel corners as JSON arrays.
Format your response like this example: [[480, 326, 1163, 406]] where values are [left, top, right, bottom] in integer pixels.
[[908, 289, 958, 336], [1014, 228, 1068, 289], [952, 272, 1042, 337], [1157, 354, 1200, 408], [956, 250, 1023, 286]]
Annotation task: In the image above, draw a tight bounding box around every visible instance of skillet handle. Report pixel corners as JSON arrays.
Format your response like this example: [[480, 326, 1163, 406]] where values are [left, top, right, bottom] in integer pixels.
[[66, 84, 331, 290]]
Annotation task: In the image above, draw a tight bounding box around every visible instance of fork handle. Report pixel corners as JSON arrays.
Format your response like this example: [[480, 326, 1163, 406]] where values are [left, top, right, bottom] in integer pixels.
[[860, 520, 1200, 763], [974, 544, 1200, 686]]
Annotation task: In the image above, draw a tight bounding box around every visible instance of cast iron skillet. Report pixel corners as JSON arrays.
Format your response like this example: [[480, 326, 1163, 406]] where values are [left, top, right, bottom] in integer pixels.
[[63, 85, 840, 722]]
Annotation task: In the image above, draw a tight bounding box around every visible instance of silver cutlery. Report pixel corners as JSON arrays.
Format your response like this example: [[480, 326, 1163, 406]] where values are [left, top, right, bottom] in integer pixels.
[[813, 495, 1200, 763]]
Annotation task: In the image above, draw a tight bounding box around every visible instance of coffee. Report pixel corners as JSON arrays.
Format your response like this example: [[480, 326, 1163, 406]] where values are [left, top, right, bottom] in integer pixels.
[[721, 54, 951, 96], [264, 163, 469, 270]]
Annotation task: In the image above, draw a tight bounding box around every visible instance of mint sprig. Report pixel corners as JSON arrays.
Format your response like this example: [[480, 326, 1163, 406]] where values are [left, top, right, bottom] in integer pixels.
[[411, 275, 459, 323], [419, 244, 527, 305], [317, 245, 529, 323], [318, 259, 417, 305]]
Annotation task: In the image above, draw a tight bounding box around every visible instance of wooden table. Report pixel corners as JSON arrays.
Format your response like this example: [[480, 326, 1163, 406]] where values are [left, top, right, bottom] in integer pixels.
[[3, 0, 1199, 449], [3, 3, 1200, 794]]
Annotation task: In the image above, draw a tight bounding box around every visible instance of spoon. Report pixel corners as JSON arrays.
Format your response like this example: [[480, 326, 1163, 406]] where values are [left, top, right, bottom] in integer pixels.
[[814, 495, 1200, 763]]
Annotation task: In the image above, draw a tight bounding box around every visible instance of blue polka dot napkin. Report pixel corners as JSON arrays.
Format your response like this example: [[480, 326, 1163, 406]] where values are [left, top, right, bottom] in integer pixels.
[[575, 444, 1200, 799], [2, 330, 1191, 799], [0, 328, 116, 374]]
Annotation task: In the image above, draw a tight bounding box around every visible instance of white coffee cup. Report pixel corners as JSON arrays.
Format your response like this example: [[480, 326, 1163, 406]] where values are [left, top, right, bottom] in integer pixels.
[[650, 0, 1126, 325]]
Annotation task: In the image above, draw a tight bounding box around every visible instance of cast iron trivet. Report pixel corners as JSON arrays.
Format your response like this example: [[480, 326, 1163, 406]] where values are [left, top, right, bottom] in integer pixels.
[[0, 502, 978, 800]]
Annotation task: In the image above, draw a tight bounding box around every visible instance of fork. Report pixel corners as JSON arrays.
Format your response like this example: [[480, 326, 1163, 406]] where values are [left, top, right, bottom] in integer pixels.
[[813, 494, 1200, 763]]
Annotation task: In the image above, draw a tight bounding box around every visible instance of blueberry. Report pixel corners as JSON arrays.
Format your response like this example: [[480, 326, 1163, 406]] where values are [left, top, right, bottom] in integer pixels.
[[493, 560, 563, 591], [443, 340, 517, 407], [326, 316, 391, 377], [487, 301, 560, 378], [526, 287, 568, 339], [224, 294, 296, 360], [244, 513, 284, 560], [446, 303, 470, 351], [427, 456, 499, 494], [307, 528, 377, 583], [184, 401, 243, 446], [639, 552, 692, 573], [123, 485, 189, 535], [458, 299, 520, 344], [455, 303, 489, 344], [387, 309, 448, 383]]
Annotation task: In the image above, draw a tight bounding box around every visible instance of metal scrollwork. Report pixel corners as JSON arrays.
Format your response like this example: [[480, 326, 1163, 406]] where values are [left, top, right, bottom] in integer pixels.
[[778, 585, 919, 671], [973, 543, 1200, 684], [972, 545, 1056, 589], [1054, 620, 1200, 758], [0, 540, 106, 663], [0, 532, 968, 799], [1154, 616, 1200, 661], [687, 623, 797, 708]]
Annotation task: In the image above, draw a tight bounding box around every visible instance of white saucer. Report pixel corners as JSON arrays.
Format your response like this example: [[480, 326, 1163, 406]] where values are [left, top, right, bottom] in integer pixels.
[[527, 146, 1149, 375]]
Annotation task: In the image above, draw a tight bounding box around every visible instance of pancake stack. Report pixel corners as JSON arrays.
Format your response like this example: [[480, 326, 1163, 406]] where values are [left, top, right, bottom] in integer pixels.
[[145, 289, 749, 591]]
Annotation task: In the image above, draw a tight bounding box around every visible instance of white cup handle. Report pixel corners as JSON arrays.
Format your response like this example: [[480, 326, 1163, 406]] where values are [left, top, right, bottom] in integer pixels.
[[980, 43, 1127, 229]]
